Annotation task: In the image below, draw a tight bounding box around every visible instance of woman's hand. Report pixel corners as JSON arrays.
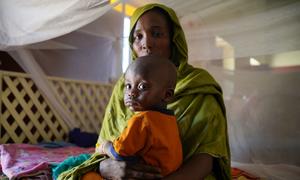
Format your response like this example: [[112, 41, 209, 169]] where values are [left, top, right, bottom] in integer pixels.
[[163, 153, 213, 180], [99, 158, 162, 179]]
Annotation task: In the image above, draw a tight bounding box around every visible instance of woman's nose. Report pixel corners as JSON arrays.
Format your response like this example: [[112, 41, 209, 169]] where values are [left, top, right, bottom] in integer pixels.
[[142, 35, 153, 50]]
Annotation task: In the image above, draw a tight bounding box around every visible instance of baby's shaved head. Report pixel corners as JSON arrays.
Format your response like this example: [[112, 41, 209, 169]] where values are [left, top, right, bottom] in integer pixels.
[[126, 55, 177, 89]]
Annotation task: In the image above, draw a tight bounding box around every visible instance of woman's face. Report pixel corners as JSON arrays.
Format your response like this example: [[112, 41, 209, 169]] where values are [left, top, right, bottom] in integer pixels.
[[132, 10, 171, 59]]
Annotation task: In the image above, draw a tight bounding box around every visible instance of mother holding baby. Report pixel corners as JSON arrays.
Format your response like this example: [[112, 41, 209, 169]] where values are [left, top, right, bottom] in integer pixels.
[[59, 3, 230, 180]]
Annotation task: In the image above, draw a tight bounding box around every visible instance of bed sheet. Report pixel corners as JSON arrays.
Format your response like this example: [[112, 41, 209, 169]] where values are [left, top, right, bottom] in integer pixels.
[[1, 143, 277, 180], [232, 161, 300, 180], [0, 143, 94, 179]]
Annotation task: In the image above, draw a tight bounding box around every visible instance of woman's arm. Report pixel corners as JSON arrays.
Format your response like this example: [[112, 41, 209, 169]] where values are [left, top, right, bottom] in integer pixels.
[[99, 153, 212, 180], [164, 153, 213, 180]]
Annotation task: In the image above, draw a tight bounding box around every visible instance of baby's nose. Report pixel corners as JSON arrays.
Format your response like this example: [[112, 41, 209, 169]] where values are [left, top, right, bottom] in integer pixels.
[[128, 91, 137, 99]]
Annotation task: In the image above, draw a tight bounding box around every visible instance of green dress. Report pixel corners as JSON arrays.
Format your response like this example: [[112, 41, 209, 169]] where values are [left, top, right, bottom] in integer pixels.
[[58, 3, 231, 180]]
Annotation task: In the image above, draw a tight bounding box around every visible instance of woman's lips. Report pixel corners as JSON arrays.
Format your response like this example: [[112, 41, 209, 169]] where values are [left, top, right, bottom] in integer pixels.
[[140, 51, 153, 57]]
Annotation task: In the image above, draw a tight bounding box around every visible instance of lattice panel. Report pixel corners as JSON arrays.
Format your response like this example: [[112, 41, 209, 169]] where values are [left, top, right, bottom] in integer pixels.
[[0, 71, 113, 144], [50, 77, 113, 133]]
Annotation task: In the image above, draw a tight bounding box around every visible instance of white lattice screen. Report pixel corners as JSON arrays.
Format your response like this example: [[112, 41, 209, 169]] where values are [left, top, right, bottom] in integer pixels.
[[0, 70, 112, 144]]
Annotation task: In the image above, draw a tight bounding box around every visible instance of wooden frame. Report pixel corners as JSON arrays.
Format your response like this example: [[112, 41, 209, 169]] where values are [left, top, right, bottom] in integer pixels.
[[0, 70, 112, 144]]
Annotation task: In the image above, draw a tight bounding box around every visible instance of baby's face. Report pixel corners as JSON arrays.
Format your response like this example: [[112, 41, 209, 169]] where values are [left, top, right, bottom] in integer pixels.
[[124, 69, 166, 112]]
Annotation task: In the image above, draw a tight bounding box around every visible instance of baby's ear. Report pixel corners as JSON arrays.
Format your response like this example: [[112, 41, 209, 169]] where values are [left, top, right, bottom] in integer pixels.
[[163, 88, 174, 103]]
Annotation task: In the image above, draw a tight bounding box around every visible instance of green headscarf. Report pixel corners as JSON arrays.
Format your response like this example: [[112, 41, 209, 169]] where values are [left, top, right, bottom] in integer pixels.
[[58, 3, 231, 180]]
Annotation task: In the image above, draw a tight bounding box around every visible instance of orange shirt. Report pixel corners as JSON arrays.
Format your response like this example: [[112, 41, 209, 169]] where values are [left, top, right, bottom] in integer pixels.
[[112, 110, 182, 176]]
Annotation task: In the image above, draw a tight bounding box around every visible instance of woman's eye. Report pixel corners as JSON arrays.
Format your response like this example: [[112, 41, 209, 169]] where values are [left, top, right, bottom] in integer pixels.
[[152, 31, 162, 38], [134, 34, 143, 41]]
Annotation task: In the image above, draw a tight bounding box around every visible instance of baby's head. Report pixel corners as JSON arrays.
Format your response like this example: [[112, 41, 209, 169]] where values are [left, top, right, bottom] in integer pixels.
[[124, 55, 177, 112]]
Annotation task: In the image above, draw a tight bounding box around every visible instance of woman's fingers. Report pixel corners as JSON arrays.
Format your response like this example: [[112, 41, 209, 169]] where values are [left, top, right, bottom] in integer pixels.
[[124, 162, 162, 179], [129, 163, 161, 173], [125, 169, 163, 179]]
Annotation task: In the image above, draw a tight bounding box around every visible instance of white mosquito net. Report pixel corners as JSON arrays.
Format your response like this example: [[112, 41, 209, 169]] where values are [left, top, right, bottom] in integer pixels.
[[1, 0, 299, 179], [0, 0, 122, 127]]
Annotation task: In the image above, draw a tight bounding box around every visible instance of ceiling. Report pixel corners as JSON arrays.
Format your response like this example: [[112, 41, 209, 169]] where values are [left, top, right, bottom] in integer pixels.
[[126, 0, 300, 65], [24, 0, 300, 68]]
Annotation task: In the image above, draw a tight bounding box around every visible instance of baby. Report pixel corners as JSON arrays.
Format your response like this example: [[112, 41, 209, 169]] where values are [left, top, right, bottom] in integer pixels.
[[96, 55, 182, 176]]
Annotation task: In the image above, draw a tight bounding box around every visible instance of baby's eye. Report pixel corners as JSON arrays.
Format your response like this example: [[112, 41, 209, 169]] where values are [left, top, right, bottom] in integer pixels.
[[125, 84, 131, 90], [138, 83, 147, 90]]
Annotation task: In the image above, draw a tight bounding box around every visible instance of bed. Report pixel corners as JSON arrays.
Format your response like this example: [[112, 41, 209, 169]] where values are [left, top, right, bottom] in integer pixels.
[[0, 70, 112, 179], [0, 70, 262, 180], [0, 143, 95, 179]]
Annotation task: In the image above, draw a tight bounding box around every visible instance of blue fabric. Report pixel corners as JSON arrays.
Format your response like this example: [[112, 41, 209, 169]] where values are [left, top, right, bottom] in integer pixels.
[[68, 128, 98, 147], [108, 143, 139, 162], [51, 154, 91, 180]]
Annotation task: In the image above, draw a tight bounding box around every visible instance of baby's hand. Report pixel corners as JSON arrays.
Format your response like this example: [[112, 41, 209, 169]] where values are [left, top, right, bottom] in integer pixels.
[[95, 140, 110, 155]]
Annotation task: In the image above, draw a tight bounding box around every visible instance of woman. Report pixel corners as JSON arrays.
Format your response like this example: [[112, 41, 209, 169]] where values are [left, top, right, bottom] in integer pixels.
[[58, 3, 231, 180]]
